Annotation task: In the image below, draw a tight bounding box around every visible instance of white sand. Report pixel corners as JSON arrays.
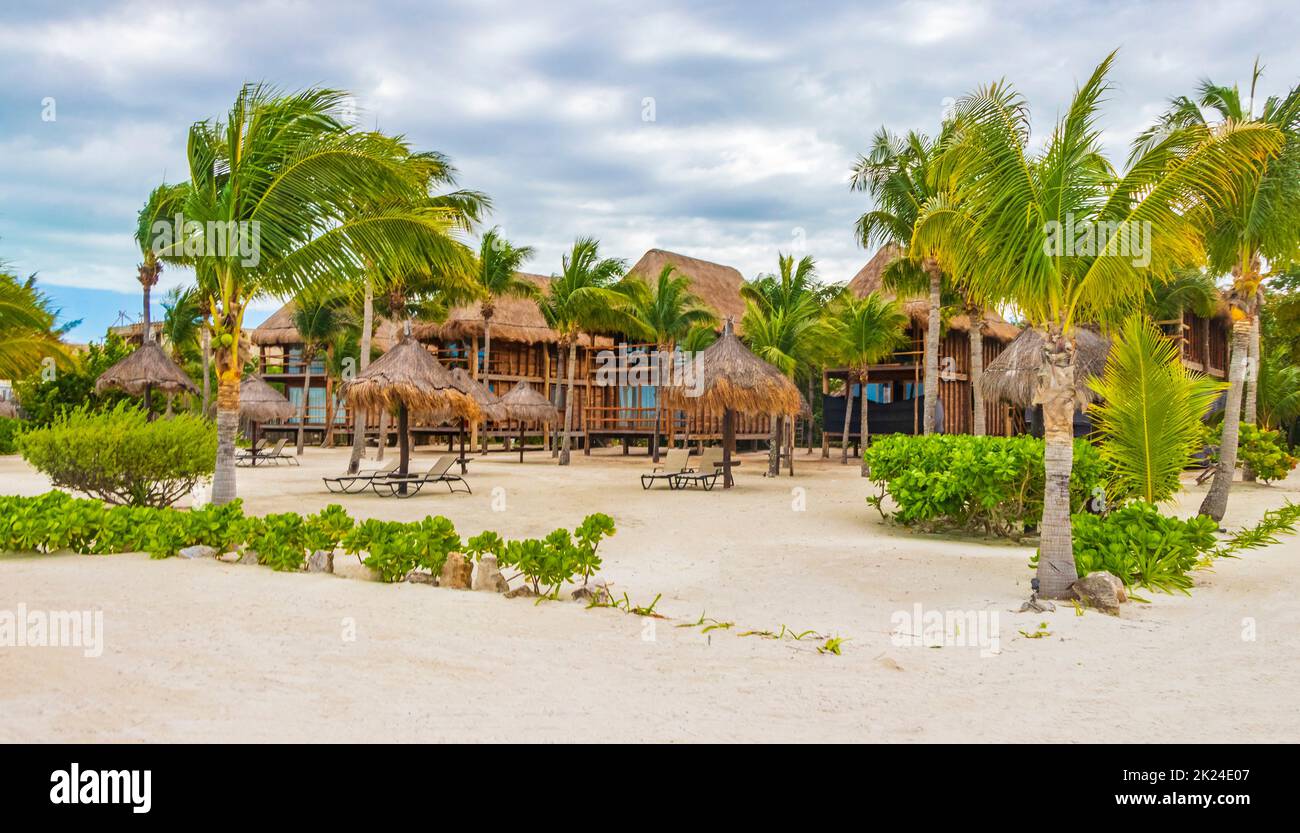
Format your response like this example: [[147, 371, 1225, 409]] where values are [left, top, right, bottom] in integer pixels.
[[1, 445, 1297, 743]]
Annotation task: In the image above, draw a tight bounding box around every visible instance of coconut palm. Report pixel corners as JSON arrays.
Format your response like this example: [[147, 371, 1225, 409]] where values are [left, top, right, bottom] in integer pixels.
[[1257, 347, 1300, 431], [539, 238, 630, 466], [290, 292, 351, 455], [158, 285, 203, 366], [1088, 315, 1225, 504], [827, 291, 909, 475], [742, 253, 827, 475], [1136, 62, 1300, 520], [913, 52, 1279, 597], [617, 263, 717, 461], [0, 269, 71, 380], [852, 129, 953, 435], [345, 151, 488, 473], [474, 228, 537, 384], [150, 84, 481, 504]]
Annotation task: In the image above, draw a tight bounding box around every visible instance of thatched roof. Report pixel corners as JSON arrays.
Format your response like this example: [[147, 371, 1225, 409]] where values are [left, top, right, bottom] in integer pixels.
[[659, 319, 801, 416], [411, 273, 553, 344], [339, 336, 481, 422], [449, 367, 507, 422], [94, 341, 199, 396], [626, 249, 747, 328], [497, 380, 561, 424], [980, 327, 1111, 408], [249, 300, 398, 350], [239, 374, 297, 422], [847, 246, 1020, 343]]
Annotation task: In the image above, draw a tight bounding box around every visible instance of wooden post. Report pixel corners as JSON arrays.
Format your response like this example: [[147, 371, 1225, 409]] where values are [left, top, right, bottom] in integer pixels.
[[397, 404, 410, 494], [469, 335, 480, 450], [722, 408, 735, 489], [518, 422, 525, 464], [458, 419, 467, 474]]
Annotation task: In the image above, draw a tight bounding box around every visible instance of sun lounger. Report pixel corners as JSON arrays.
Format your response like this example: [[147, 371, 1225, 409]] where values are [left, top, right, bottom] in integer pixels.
[[234, 439, 267, 464], [264, 438, 299, 466], [322, 459, 400, 493], [370, 456, 470, 497], [640, 448, 693, 490], [671, 459, 723, 491]]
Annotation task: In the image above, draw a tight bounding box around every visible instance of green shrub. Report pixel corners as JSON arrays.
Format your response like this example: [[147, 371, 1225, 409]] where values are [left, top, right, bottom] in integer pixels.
[[1063, 502, 1219, 593], [1237, 424, 1298, 484], [17, 403, 216, 507], [863, 434, 1106, 538], [0, 416, 21, 454], [244, 513, 311, 571]]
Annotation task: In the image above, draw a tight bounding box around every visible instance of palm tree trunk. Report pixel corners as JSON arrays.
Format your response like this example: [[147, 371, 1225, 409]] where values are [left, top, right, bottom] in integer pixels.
[[970, 307, 985, 436], [859, 367, 871, 477], [552, 346, 566, 458], [321, 349, 336, 448], [785, 414, 794, 476], [481, 318, 493, 453], [376, 408, 388, 461], [1243, 311, 1260, 482], [296, 351, 311, 455], [559, 339, 578, 465], [923, 260, 942, 435], [200, 326, 211, 417], [767, 414, 782, 476], [212, 373, 241, 505], [1200, 315, 1252, 521], [1036, 340, 1078, 599], [840, 372, 855, 464], [347, 278, 374, 473], [806, 376, 815, 454], [142, 283, 154, 420]]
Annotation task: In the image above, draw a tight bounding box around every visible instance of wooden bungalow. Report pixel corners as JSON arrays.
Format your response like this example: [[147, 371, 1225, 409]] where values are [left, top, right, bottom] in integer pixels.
[[1162, 299, 1231, 380], [822, 247, 1023, 446]]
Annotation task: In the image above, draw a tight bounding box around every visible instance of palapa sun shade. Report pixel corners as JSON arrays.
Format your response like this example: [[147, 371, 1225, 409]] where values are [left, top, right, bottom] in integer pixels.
[[449, 367, 506, 423], [658, 319, 801, 488], [94, 341, 199, 398], [339, 336, 481, 482], [237, 374, 295, 465], [981, 326, 1111, 409], [497, 380, 562, 462]]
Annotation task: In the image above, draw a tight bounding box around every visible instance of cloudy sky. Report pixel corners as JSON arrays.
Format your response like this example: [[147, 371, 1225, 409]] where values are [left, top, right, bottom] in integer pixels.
[[1, 0, 1297, 342]]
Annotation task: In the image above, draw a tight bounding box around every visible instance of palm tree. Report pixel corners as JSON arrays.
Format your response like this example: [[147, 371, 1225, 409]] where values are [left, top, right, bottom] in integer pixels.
[[741, 254, 827, 476], [827, 291, 909, 475], [1137, 62, 1300, 521], [914, 52, 1278, 597], [539, 238, 630, 466], [0, 269, 71, 380], [617, 264, 717, 461], [291, 293, 351, 455], [150, 84, 480, 504], [344, 151, 488, 473], [471, 228, 536, 449], [852, 129, 951, 436], [158, 285, 203, 365]]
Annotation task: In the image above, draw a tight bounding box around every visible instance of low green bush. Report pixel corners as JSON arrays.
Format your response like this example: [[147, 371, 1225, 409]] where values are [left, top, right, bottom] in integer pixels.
[[0, 416, 21, 454], [1031, 500, 1300, 595], [17, 403, 216, 507], [1237, 424, 1298, 484], [863, 434, 1106, 538], [0, 491, 618, 595]]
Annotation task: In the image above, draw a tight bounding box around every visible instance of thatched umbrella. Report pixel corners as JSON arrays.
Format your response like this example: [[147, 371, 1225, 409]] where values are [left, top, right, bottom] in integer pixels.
[[445, 367, 506, 474], [95, 340, 199, 413], [239, 374, 295, 466], [981, 327, 1111, 408], [339, 336, 481, 488], [659, 319, 801, 488], [498, 381, 561, 463]]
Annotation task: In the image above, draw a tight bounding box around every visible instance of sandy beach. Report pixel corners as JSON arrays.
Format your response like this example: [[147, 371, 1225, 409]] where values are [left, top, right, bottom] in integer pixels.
[[1, 445, 1297, 743]]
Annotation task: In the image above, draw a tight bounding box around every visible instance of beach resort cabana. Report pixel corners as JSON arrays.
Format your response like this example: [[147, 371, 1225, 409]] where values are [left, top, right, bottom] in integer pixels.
[[339, 336, 481, 489], [497, 380, 562, 462], [659, 320, 801, 488], [823, 246, 1021, 442]]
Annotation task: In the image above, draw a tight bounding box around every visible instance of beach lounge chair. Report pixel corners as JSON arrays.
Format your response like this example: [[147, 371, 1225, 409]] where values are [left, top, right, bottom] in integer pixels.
[[265, 438, 299, 466], [640, 448, 692, 490], [234, 439, 267, 465], [671, 458, 723, 491], [370, 455, 471, 497], [251, 438, 288, 466], [322, 459, 399, 493]]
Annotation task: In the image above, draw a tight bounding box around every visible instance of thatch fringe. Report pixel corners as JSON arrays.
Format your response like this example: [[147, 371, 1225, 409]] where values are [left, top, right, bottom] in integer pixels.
[[95, 341, 199, 396], [498, 380, 561, 424], [980, 327, 1111, 408], [339, 337, 481, 423], [659, 320, 801, 415], [240, 374, 296, 422]]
